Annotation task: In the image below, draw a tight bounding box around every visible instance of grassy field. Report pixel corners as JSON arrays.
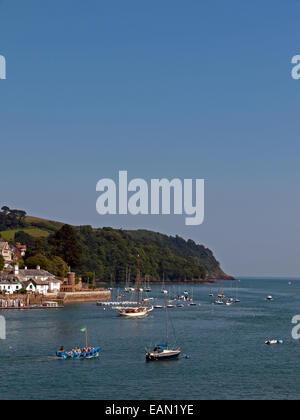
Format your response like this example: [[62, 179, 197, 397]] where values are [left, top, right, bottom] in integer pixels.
[[0, 228, 50, 241]]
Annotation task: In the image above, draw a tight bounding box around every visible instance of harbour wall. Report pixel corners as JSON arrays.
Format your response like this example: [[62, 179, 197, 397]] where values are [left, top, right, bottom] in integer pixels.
[[56, 290, 111, 303]]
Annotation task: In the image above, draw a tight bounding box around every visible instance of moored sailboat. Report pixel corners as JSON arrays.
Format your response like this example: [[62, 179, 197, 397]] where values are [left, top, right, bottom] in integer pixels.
[[118, 256, 153, 318], [146, 305, 181, 361]]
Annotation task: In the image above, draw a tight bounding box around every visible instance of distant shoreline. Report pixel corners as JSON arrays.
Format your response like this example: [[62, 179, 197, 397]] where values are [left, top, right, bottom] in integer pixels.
[[96, 277, 236, 286]]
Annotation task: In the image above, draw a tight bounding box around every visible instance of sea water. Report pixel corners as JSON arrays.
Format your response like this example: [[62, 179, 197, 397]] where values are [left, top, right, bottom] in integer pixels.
[[0, 278, 300, 400]]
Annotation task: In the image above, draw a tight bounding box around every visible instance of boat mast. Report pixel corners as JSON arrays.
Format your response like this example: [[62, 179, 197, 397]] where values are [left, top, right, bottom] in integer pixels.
[[85, 327, 88, 349], [137, 255, 140, 306], [165, 304, 169, 349]]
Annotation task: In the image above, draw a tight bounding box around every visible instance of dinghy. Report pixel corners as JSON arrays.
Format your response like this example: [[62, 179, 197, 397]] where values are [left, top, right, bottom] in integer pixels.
[[265, 340, 283, 345]]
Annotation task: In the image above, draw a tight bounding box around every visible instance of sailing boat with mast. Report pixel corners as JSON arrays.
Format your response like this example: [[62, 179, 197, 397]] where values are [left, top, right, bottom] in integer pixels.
[[117, 256, 153, 318], [146, 305, 181, 361], [161, 273, 168, 294], [234, 281, 240, 303]]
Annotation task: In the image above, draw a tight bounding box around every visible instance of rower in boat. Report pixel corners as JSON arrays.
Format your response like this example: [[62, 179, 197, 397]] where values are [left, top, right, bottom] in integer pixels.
[[56, 327, 100, 359]]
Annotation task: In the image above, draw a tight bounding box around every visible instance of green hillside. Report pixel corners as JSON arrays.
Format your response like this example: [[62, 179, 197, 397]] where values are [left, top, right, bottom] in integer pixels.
[[0, 206, 233, 282], [0, 228, 50, 241]]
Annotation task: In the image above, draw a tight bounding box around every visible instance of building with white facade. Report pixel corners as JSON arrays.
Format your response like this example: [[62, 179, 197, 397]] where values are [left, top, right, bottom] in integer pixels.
[[0, 278, 22, 294], [0, 241, 13, 267]]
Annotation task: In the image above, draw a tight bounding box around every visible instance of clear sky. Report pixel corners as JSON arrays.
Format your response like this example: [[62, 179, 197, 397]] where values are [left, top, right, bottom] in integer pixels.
[[0, 0, 299, 277]]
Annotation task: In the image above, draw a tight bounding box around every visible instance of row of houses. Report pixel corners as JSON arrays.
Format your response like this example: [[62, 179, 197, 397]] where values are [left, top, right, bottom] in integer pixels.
[[0, 241, 26, 267], [0, 265, 62, 295]]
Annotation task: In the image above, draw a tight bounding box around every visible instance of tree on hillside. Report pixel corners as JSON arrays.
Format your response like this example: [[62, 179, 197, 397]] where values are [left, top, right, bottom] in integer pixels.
[[1, 206, 10, 215], [82, 272, 95, 286], [25, 253, 69, 277], [0, 206, 27, 230], [14, 231, 35, 249], [50, 224, 82, 269], [25, 254, 53, 273], [0, 255, 5, 272]]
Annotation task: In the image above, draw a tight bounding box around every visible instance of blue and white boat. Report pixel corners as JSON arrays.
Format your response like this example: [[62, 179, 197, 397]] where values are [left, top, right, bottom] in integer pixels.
[[56, 327, 100, 359], [56, 347, 100, 359]]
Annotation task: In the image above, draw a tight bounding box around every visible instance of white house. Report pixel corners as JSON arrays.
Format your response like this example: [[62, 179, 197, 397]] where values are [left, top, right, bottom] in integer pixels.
[[23, 280, 49, 296], [47, 278, 62, 293], [0, 278, 22, 294], [16, 266, 56, 282], [13, 265, 61, 294]]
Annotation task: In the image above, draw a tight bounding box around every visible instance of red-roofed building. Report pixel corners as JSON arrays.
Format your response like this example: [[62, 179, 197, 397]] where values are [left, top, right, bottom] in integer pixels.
[[14, 243, 27, 259]]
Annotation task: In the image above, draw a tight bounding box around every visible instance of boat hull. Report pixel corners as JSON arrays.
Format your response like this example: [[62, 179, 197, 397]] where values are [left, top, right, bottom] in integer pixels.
[[119, 306, 153, 318], [56, 347, 100, 359]]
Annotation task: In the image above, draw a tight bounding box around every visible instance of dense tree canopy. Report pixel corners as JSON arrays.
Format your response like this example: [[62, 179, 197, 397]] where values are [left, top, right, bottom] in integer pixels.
[[0, 208, 228, 282], [0, 255, 5, 272], [50, 225, 82, 269], [0, 206, 27, 230], [76, 226, 208, 282], [25, 254, 69, 278]]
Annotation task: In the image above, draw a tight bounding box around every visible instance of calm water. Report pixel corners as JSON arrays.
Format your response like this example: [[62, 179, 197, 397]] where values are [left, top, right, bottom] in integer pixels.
[[1, 278, 300, 400]]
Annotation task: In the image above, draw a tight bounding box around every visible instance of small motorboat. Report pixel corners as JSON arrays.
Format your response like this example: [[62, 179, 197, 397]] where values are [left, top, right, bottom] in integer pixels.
[[265, 340, 283, 345], [189, 302, 197, 306], [177, 304, 184, 308], [234, 299, 241, 303], [143, 297, 154, 302], [266, 296, 273, 301], [215, 299, 224, 305], [167, 304, 176, 309], [225, 300, 233, 306]]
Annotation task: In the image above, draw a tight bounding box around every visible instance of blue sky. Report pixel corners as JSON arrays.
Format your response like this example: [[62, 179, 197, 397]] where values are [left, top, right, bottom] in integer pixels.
[[0, 0, 299, 277]]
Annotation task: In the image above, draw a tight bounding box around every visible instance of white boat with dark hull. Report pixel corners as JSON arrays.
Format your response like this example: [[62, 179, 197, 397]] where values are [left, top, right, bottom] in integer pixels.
[[146, 303, 181, 362], [215, 299, 224, 305], [146, 346, 181, 361]]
